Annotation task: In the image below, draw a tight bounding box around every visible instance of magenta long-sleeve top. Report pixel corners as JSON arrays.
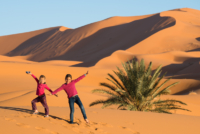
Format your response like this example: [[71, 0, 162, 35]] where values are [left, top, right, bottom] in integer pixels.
[[52, 74, 86, 98], [31, 74, 53, 96]]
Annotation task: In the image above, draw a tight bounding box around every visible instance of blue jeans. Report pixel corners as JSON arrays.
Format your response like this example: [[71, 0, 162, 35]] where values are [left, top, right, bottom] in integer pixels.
[[69, 95, 87, 123]]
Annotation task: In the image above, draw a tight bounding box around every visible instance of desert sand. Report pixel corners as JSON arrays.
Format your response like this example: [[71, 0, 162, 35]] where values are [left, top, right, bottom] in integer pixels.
[[0, 8, 200, 134]]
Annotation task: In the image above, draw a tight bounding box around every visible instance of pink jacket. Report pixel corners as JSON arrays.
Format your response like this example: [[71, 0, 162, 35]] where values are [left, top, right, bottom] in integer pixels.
[[31, 74, 53, 96], [52, 74, 86, 98]]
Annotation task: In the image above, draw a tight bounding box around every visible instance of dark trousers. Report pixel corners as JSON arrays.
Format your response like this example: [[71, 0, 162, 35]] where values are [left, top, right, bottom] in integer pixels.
[[31, 94, 49, 115], [69, 95, 87, 123]]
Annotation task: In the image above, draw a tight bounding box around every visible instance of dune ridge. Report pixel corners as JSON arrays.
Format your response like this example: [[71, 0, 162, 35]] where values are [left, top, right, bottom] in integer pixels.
[[1, 8, 200, 134], [1, 14, 176, 66]]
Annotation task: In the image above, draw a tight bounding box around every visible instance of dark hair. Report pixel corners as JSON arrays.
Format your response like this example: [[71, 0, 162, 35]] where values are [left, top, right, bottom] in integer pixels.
[[65, 74, 72, 80], [40, 75, 46, 79], [39, 75, 46, 84]]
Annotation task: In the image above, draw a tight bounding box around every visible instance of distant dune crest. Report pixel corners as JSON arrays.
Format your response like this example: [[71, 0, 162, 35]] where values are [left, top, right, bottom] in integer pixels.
[[59, 26, 70, 32], [0, 8, 199, 68]]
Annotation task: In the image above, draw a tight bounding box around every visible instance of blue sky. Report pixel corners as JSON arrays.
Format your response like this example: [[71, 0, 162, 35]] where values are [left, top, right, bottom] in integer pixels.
[[0, 0, 199, 36]]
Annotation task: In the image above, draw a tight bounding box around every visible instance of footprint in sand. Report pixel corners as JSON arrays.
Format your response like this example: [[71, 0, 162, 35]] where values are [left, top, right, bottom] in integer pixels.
[[75, 119, 82, 124], [118, 126, 139, 134], [71, 124, 79, 128], [84, 125, 96, 130], [62, 123, 69, 128], [99, 122, 113, 128], [94, 128, 103, 132], [83, 123, 103, 132], [30, 115, 38, 118], [90, 122, 101, 128], [38, 116, 46, 119], [35, 126, 58, 134], [91, 122, 98, 125], [13, 115, 24, 118], [16, 123, 30, 128], [14, 113, 31, 118], [4, 118, 16, 122]]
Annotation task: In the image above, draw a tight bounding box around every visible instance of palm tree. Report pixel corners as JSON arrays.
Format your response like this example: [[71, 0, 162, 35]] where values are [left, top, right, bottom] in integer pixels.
[[89, 58, 190, 114]]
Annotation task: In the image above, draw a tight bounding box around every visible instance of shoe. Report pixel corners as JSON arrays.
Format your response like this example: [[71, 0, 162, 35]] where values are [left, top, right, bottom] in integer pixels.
[[32, 112, 39, 115], [44, 115, 49, 118]]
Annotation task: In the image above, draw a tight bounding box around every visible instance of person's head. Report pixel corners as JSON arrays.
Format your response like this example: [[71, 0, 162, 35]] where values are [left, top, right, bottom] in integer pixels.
[[65, 74, 72, 84], [39, 75, 46, 84]]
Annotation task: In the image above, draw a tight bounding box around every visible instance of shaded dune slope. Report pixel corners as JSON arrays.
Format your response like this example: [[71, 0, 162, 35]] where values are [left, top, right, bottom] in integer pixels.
[[1, 14, 175, 67]]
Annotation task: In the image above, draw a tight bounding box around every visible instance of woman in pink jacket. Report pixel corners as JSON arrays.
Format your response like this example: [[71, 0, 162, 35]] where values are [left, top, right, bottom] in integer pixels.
[[26, 71, 57, 117], [50, 71, 89, 124]]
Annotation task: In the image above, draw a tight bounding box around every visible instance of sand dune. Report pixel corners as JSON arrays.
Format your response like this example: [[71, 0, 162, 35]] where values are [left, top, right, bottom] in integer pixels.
[[1, 7, 200, 134], [95, 50, 200, 94], [0, 27, 62, 54], [1, 106, 200, 134], [0, 55, 199, 105], [0, 8, 199, 67], [127, 8, 200, 54], [1, 14, 176, 66]]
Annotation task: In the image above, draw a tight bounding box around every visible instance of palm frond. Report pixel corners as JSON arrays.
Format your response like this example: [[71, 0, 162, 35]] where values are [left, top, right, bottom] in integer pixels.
[[90, 57, 190, 114], [92, 89, 118, 97], [89, 100, 106, 107], [108, 73, 125, 91]]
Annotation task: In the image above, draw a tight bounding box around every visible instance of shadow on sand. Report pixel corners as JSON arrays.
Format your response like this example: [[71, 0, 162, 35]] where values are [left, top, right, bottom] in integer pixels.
[[0, 106, 79, 125]]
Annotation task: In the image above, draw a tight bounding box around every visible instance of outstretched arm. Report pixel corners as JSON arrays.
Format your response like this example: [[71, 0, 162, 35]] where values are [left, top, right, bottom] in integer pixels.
[[51, 85, 64, 95], [73, 71, 88, 83], [26, 71, 39, 83], [45, 85, 58, 97], [31, 74, 39, 83], [45, 85, 53, 93]]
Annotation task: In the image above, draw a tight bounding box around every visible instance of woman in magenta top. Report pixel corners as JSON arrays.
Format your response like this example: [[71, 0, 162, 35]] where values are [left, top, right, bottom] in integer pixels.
[[26, 71, 57, 117], [50, 71, 89, 124]]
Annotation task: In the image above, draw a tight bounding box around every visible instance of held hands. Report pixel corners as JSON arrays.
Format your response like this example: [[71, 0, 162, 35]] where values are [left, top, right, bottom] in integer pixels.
[[47, 93, 58, 97], [86, 71, 89, 75], [54, 94, 58, 97]]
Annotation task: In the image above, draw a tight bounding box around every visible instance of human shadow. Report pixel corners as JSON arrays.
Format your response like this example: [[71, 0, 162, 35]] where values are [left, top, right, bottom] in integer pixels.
[[0, 106, 79, 125]]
